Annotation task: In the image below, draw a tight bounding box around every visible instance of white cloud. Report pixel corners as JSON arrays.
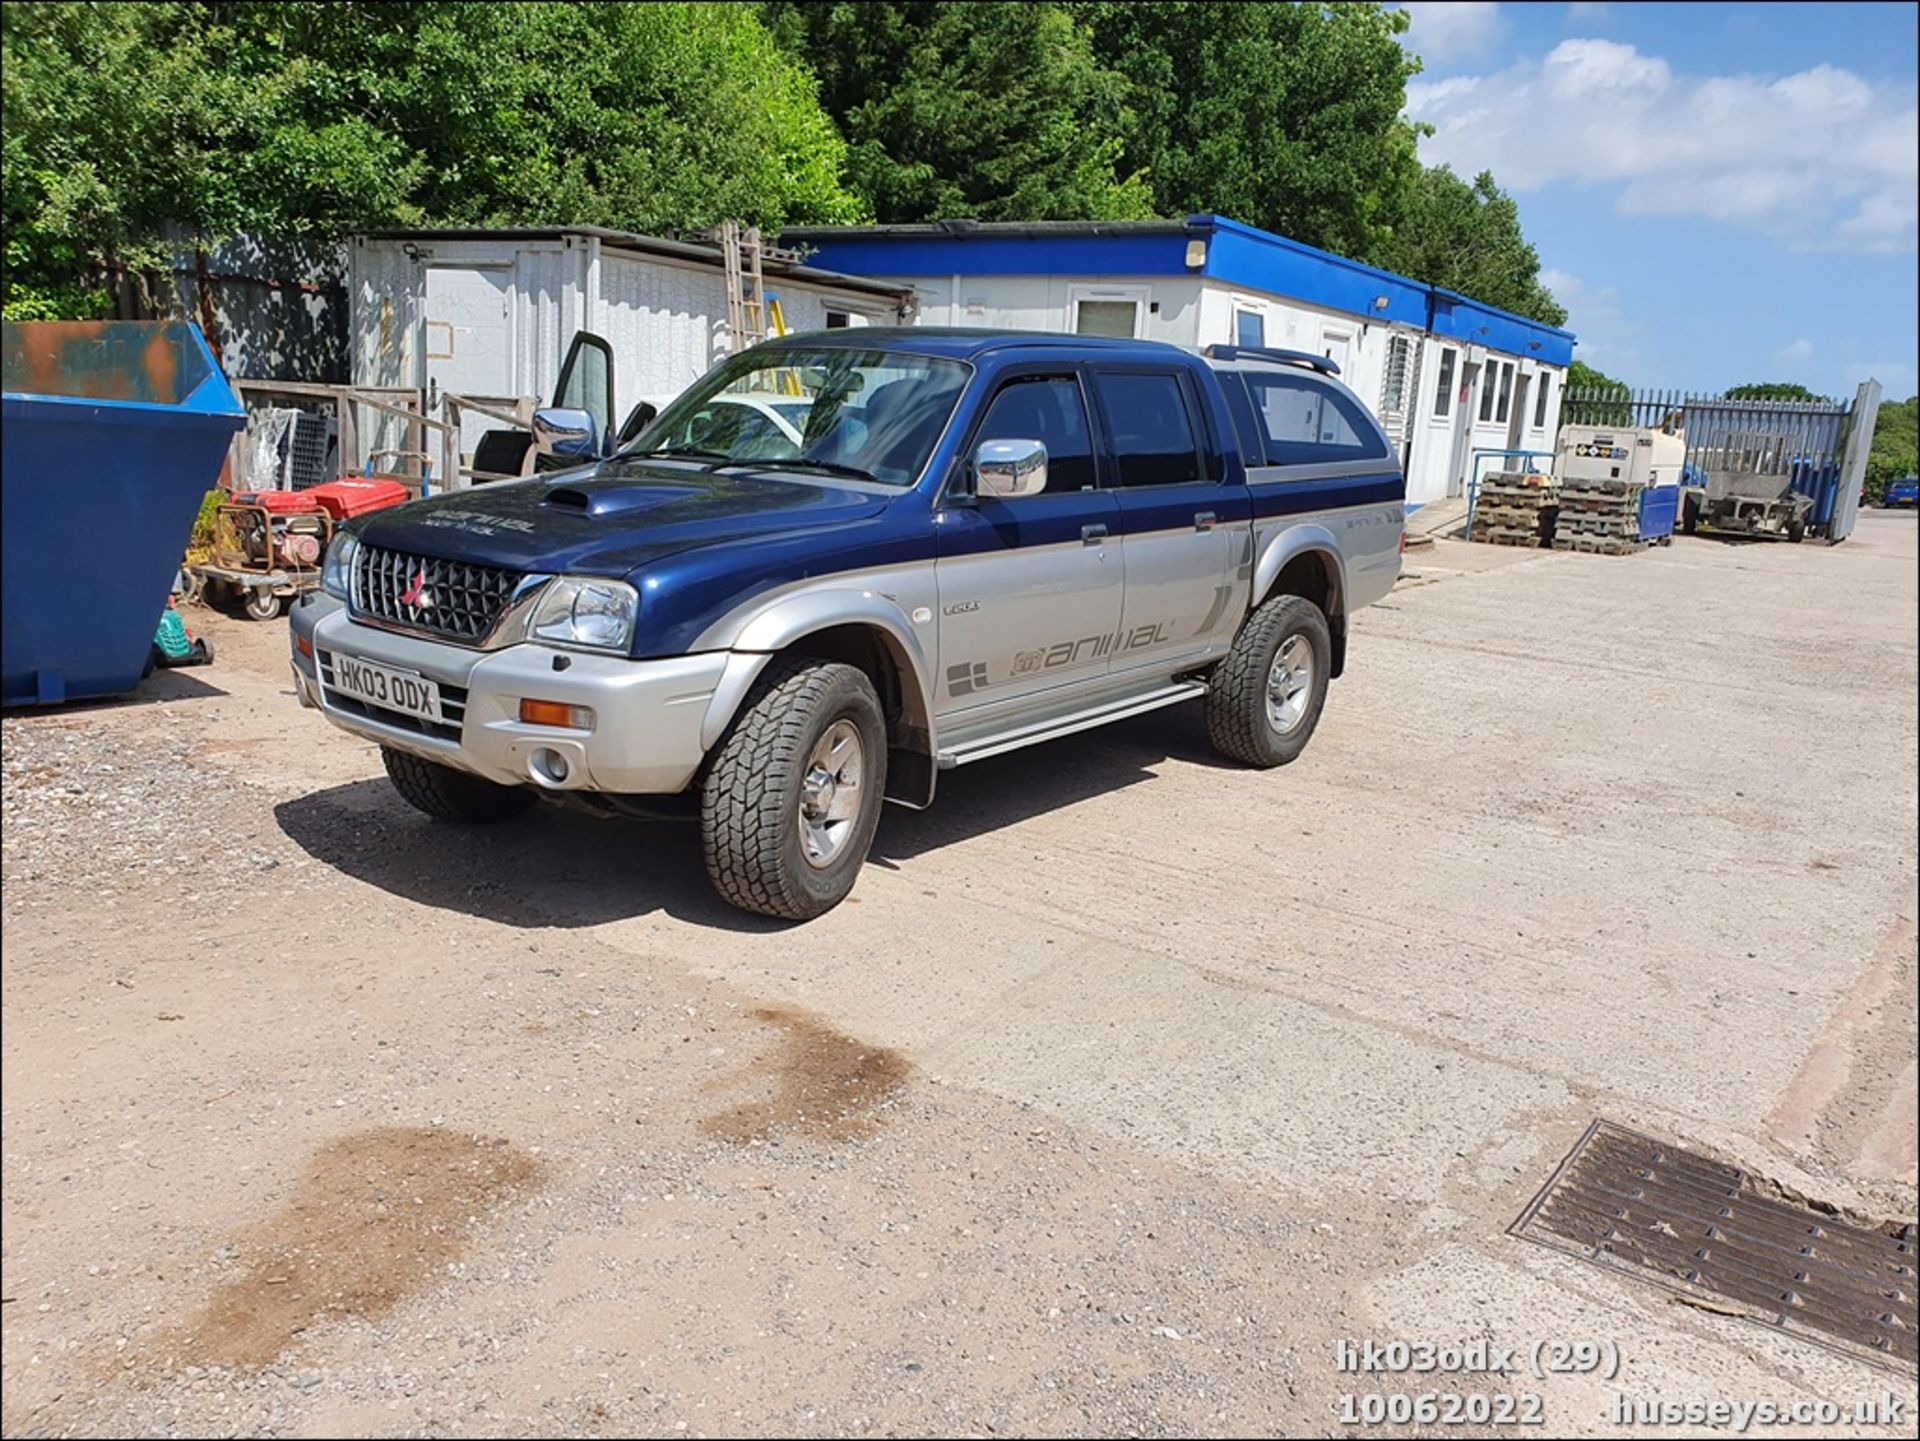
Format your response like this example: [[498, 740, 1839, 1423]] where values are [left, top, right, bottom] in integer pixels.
[[1397, 3, 1507, 66], [1537, 268, 1638, 374], [1777, 338, 1815, 365], [1406, 41, 1920, 252], [1844, 361, 1919, 401]]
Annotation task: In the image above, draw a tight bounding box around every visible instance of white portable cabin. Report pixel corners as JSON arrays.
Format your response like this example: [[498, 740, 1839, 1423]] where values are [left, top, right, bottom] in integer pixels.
[[346, 226, 915, 467], [783, 217, 1575, 508]]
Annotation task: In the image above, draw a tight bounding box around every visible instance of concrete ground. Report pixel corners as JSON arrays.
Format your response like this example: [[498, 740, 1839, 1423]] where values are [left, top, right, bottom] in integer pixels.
[[3, 513, 1916, 1437]]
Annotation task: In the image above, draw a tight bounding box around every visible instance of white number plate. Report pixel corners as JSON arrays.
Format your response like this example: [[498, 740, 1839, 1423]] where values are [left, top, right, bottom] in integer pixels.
[[332, 653, 443, 723]]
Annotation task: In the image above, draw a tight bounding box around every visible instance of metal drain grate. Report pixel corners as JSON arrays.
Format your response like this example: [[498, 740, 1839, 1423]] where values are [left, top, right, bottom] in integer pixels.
[[1513, 1120, 1917, 1373]]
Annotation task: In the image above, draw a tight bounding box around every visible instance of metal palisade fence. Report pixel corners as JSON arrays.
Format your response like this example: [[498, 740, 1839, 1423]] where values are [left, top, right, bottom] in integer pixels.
[[1561, 381, 1884, 541]]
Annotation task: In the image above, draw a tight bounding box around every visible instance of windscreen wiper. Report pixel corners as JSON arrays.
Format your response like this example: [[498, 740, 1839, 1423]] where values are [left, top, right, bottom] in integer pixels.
[[633, 445, 732, 464], [741, 458, 881, 484]]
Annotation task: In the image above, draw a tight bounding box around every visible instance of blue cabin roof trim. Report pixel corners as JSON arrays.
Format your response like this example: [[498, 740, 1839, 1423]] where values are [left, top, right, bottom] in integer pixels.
[[783, 214, 1576, 369], [1196, 216, 1430, 332]]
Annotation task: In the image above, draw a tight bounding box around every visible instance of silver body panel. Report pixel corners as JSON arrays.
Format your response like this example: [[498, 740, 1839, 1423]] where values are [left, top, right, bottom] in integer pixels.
[[1113, 518, 1246, 672]]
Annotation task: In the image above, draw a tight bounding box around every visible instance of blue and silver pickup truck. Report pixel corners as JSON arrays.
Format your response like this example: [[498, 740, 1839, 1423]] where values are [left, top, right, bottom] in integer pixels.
[[290, 330, 1403, 918]]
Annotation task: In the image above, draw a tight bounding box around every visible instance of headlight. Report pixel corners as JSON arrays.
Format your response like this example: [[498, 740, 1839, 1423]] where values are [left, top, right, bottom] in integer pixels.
[[322, 530, 359, 600], [529, 576, 639, 653]]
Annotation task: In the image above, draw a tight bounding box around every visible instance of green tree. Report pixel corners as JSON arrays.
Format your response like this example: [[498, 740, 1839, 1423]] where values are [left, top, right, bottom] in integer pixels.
[[1373, 167, 1567, 327], [1724, 382, 1826, 401], [1562, 359, 1633, 425], [1863, 394, 1917, 498], [763, 1, 1151, 223], [1075, 1, 1423, 262], [2, 2, 865, 319]]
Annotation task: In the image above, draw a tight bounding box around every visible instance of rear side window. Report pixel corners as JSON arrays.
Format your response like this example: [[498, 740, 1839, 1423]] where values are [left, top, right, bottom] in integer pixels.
[[974, 375, 1098, 493], [1089, 371, 1202, 487], [1239, 371, 1390, 468]]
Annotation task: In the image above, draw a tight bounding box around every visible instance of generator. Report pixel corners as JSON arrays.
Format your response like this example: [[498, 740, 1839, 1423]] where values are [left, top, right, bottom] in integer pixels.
[[1556, 424, 1687, 489], [197, 491, 336, 619], [225, 490, 331, 569]]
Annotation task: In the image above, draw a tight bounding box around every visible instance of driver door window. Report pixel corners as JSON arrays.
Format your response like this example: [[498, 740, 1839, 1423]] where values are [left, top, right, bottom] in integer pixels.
[[971, 375, 1098, 494]]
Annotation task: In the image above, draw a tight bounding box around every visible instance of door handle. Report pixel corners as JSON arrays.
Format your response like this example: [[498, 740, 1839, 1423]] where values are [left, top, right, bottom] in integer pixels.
[[1194, 511, 1218, 531], [1082, 523, 1108, 545]]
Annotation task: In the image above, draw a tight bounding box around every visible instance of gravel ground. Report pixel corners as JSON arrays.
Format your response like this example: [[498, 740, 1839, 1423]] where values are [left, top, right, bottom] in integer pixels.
[[3, 516, 1916, 1437]]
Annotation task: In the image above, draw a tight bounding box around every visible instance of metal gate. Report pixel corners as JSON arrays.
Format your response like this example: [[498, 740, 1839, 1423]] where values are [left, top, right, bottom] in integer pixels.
[[1561, 382, 1883, 542]]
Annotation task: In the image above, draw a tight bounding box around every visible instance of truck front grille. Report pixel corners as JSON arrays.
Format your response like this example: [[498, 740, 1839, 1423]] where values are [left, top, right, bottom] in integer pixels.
[[352, 544, 523, 644]]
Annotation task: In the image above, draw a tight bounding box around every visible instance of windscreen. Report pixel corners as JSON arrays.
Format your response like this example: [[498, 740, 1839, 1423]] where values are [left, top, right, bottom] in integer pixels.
[[626, 347, 970, 487]]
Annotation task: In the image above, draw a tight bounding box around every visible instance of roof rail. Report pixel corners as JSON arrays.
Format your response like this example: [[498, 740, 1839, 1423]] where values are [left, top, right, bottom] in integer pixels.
[[1203, 344, 1340, 377]]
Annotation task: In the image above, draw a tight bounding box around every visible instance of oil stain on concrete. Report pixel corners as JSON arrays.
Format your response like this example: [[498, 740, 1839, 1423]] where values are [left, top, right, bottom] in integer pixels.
[[170, 1127, 540, 1370], [703, 1005, 913, 1144]]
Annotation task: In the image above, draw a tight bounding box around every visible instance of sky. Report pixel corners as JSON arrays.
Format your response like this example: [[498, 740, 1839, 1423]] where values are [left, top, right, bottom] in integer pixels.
[[1394, 1, 1919, 399]]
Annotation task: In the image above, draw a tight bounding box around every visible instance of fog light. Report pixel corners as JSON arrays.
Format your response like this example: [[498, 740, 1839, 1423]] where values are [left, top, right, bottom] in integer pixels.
[[519, 698, 593, 729], [529, 747, 570, 785]]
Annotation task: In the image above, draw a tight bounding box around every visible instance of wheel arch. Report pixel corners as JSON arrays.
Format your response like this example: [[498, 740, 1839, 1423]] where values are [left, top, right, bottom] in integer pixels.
[[700, 592, 937, 800], [1250, 529, 1348, 678]]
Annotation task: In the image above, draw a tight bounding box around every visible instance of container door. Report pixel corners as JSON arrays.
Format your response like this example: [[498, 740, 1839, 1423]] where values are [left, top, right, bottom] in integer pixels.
[[1319, 327, 1353, 379], [424, 266, 512, 454]]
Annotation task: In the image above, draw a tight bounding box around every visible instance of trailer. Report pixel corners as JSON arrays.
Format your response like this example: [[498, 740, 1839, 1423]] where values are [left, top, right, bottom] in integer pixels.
[[1681, 430, 1813, 541]]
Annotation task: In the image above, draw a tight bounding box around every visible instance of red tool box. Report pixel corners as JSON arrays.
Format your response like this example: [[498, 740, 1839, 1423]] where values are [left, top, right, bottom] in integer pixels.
[[305, 477, 410, 521], [231, 489, 322, 513]]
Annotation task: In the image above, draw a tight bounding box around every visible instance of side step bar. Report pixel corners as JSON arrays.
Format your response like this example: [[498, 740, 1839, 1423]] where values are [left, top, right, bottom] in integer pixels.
[[936, 681, 1207, 769]]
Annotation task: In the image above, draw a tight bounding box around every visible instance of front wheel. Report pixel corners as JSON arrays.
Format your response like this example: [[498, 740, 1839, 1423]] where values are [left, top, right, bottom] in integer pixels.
[[1786, 518, 1807, 543], [701, 658, 887, 920], [1205, 594, 1332, 768], [245, 587, 284, 621], [382, 747, 537, 824]]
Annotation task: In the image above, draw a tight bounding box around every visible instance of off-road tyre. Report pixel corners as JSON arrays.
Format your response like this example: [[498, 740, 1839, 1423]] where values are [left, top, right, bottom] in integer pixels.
[[1205, 593, 1332, 769], [382, 746, 537, 823], [700, 658, 887, 921]]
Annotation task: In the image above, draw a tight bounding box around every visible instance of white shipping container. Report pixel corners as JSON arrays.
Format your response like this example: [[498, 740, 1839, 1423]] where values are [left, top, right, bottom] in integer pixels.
[[347, 227, 913, 472]]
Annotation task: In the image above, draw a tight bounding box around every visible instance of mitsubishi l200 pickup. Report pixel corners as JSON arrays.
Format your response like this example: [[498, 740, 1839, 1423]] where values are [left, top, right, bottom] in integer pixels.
[[290, 330, 1404, 918]]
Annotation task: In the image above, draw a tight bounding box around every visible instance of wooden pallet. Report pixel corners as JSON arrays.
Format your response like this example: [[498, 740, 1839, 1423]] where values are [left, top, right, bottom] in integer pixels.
[[1475, 530, 1545, 548], [1560, 479, 1636, 499], [1553, 534, 1645, 555]]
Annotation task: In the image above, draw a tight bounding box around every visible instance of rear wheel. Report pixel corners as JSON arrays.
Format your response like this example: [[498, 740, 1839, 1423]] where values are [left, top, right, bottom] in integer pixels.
[[244, 587, 284, 621], [1786, 517, 1807, 543], [382, 747, 537, 824], [700, 658, 887, 920], [1205, 594, 1332, 768], [1682, 495, 1700, 535]]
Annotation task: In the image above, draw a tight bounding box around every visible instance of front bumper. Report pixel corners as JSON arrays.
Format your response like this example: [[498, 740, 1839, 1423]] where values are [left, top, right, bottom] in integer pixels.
[[289, 593, 727, 795]]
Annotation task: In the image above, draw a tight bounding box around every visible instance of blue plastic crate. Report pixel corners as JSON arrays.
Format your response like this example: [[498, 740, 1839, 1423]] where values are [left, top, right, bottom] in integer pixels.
[[1639, 485, 1680, 541]]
